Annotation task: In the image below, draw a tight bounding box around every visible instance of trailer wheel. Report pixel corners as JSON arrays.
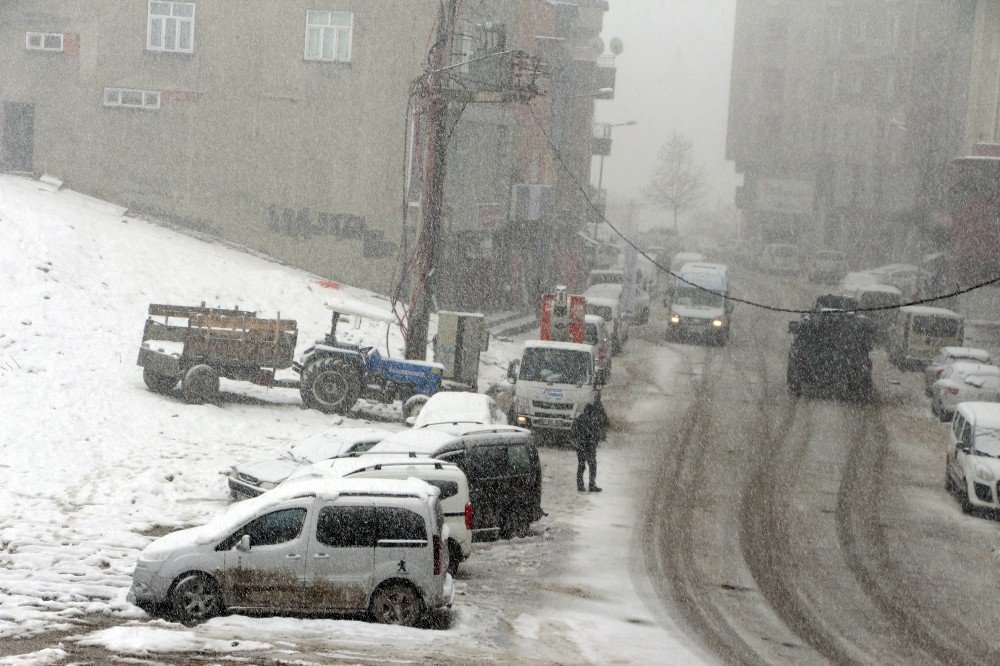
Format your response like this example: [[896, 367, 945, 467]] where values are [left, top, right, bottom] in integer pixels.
[[301, 357, 360, 414], [143, 367, 179, 394], [182, 364, 220, 404], [402, 394, 430, 421]]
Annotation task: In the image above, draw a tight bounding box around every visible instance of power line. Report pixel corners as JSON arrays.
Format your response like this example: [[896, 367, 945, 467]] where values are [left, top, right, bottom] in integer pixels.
[[526, 106, 1000, 315]]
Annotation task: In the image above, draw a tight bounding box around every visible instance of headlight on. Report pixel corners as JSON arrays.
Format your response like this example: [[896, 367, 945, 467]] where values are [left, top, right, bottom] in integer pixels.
[[670, 314, 681, 324], [516, 414, 529, 426], [975, 464, 995, 483], [712, 319, 724, 328]]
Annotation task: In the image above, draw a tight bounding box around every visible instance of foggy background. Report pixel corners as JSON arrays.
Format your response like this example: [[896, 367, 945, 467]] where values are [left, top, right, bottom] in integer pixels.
[[595, 0, 739, 234]]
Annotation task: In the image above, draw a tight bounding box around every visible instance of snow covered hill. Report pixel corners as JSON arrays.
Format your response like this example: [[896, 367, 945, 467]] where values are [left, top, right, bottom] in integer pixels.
[[0, 173, 421, 639]]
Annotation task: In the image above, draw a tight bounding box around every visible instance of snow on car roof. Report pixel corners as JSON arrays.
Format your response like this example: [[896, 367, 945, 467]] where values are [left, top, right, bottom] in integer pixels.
[[523, 339, 594, 353], [584, 314, 605, 324], [584, 283, 623, 298], [901, 305, 962, 318], [944, 362, 1000, 377], [412, 391, 492, 427], [195, 477, 436, 543], [680, 262, 726, 274], [289, 426, 395, 462], [367, 428, 463, 455], [849, 283, 901, 295], [321, 454, 460, 476], [960, 403, 1000, 429], [940, 347, 991, 361]]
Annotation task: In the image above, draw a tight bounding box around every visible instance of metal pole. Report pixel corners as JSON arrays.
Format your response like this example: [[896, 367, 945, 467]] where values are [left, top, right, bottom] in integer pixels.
[[406, 0, 456, 360]]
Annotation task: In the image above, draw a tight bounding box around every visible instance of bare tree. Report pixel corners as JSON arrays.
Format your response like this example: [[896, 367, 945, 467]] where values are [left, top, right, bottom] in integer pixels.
[[644, 132, 707, 232]]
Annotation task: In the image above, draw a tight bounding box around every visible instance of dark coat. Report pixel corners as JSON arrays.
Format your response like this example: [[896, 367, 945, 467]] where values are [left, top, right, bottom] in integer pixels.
[[572, 398, 610, 449]]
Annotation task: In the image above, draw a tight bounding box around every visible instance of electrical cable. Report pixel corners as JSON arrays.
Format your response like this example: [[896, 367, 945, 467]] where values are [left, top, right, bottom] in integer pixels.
[[526, 106, 1000, 315]]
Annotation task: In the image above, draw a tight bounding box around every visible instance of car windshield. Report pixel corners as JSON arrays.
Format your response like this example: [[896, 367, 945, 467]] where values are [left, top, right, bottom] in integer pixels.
[[519, 348, 590, 385], [912, 316, 961, 337], [674, 285, 725, 308], [974, 427, 1000, 458], [584, 324, 599, 344]]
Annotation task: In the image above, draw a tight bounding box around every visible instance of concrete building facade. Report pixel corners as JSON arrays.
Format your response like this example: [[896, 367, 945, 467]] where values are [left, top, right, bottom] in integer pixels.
[[965, 0, 1000, 148], [1, 2, 437, 292], [727, 0, 976, 264]]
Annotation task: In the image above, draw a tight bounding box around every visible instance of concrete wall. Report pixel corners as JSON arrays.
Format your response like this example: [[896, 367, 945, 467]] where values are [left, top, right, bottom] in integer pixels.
[[965, 0, 1000, 148], [1, 1, 436, 292]]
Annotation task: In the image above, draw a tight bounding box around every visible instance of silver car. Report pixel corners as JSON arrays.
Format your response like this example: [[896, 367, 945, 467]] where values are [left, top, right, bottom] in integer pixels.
[[129, 477, 454, 626]]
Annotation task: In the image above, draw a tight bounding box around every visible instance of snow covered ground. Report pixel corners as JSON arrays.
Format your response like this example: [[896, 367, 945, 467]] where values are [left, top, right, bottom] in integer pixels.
[[0, 174, 701, 664]]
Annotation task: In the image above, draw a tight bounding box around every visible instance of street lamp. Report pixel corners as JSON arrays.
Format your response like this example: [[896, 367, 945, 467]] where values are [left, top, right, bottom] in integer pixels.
[[592, 120, 637, 237]]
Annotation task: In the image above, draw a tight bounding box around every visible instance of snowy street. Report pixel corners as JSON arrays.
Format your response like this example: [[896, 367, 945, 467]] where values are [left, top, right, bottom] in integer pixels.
[[0, 176, 702, 664]]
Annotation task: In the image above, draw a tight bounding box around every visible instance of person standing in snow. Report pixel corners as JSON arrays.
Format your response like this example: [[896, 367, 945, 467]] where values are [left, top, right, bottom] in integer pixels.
[[573, 397, 609, 492]]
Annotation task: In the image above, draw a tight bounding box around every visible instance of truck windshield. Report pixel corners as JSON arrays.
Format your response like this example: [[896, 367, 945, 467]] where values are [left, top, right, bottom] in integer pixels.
[[912, 316, 961, 338], [519, 348, 591, 385], [673, 285, 725, 308]]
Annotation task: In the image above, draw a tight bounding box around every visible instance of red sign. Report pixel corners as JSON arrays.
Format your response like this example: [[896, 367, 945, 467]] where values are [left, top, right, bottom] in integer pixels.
[[540, 292, 585, 344]]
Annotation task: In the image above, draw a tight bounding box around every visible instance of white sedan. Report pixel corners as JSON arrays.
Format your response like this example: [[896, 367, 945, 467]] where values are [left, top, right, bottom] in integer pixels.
[[930, 362, 1000, 421], [924, 347, 993, 396], [409, 391, 509, 433], [226, 427, 393, 499]]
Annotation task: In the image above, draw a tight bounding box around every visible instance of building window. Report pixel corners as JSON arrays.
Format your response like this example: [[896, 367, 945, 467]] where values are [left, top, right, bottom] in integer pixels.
[[304, 10, 353, 62], [26, 32, 64, 52], [147, 1, 195, 53], [103, 87, 161, 110]]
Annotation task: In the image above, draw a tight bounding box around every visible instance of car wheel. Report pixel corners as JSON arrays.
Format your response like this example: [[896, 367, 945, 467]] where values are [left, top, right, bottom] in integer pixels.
[[447, 539, 462, 576], [300, 356, 361, 415], [939, 408, 951, 423], [945, 462, 957, 494], [143, 367, 179, 394], [169, 573, 223, 623], [182, 364, 219, 404], [369, 582, 423, 627]]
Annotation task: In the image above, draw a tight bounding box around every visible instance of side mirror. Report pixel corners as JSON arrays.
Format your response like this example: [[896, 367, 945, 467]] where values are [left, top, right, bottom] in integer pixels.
[[507, 360, 520, 384], [405, 416, 417, 427], [236, 534, 251, 553], [788, 321, 800, 334]]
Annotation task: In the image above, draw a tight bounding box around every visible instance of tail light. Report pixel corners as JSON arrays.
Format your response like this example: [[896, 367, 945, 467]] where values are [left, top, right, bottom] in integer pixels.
[[599, 346, 606, 362], [796, 356, 805, 364], [464, 502, 473, 531], [433, 535, 442, 575], [860, 362, 869, 370], [947, 387, 960, 395]]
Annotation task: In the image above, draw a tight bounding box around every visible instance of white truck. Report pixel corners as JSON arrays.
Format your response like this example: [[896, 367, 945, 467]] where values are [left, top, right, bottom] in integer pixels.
[[506, 340, 608, 440]]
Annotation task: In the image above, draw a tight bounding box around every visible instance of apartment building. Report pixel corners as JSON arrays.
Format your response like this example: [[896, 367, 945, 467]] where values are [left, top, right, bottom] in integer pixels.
[[965, 0, 1000, 148], [1, 2, 436, 291], [727, 0, 976, 262]]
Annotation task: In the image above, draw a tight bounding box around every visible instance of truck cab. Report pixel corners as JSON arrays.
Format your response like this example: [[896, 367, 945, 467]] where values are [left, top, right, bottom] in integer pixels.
[[507, 340, 607, 440]]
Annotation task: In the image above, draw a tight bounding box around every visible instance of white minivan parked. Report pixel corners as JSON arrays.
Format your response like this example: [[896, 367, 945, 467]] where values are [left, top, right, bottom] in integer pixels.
[[285, 454, 473, 574], [129, 478, 454, 626], [945, 403, 1000, 513]]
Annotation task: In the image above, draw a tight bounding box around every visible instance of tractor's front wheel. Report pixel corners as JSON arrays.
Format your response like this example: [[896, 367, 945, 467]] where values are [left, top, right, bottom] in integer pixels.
[[300, 356, 361, 415]]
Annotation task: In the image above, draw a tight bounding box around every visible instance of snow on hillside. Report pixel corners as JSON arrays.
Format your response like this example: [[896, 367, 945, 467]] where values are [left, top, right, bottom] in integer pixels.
[[0, 174, 420, 639]]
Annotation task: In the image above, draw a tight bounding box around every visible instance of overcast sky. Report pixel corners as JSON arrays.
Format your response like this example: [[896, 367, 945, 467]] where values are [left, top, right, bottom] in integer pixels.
[[594, 0, 740, 225]]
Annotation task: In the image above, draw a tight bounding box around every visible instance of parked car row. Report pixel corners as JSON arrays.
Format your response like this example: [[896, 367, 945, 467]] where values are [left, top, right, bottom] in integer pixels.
[[924, 348, 998, 421], [129, 392, 544, 628]]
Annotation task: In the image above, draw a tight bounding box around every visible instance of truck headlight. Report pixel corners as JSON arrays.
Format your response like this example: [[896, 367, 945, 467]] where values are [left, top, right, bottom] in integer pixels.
[[712, 318, 724, 328], [975, 464, 995, 483], [516, 414, 529, 426], [670, 314, 681, 324]]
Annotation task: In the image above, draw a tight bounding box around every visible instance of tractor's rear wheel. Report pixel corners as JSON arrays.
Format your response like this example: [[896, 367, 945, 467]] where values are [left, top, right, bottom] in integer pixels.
[[143, 367, 179, 394], [182, 364, 219, 404], [300, 357, 361, 415]]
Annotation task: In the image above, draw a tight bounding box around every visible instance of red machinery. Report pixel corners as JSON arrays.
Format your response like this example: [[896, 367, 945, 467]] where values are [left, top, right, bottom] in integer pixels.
[[540, 288, 586, 344]]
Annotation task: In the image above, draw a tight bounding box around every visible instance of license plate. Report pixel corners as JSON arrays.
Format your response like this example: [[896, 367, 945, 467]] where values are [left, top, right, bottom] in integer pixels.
[[534, 417, 563, 427]]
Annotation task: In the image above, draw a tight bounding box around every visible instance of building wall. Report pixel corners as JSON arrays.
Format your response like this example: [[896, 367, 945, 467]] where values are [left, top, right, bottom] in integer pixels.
[[1, 1, 436, 292], [727, 0, 975, 262], [965, 0, 1000, 148]]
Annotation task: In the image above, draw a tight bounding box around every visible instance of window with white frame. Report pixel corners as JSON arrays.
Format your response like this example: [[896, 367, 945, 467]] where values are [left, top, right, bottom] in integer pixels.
[[26, 32, 64, 52], [304, 10, 353, 62], [103, 87, 161, 110], [147, 1, 195, 53]]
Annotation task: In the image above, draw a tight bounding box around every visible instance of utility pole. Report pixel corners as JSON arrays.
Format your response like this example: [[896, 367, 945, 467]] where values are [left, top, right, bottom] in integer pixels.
[[405, 0, 457, 360]]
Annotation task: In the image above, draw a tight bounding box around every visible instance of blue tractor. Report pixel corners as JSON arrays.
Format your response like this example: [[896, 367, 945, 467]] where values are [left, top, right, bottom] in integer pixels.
[[294, 310, 444, 416]]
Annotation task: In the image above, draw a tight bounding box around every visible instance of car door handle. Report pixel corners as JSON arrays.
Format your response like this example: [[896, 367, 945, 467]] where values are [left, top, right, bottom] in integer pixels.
[[313, 553, 330, 559], [286, 554, 302, 560]]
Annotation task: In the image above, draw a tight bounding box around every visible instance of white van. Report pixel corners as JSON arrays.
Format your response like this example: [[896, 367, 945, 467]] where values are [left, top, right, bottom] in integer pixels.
[[129, 478, 454, 626], [286, 454, 472, 574], [666, 263, 732, 345], [888, 306, 964, 371], [945, 402, 1000, 513]]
